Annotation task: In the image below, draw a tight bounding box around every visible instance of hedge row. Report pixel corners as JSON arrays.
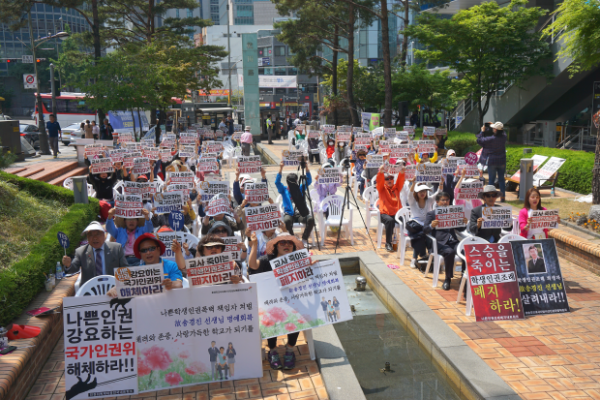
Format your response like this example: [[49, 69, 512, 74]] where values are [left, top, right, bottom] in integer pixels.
[[0, 172, 99, 326], [506, 146, 593, 195]]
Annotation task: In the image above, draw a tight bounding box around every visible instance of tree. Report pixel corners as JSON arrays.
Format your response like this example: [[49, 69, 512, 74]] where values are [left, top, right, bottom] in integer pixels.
[[542, 0, 600, 77], [322, 59, 384, 112], [406, 0, 552, 127]]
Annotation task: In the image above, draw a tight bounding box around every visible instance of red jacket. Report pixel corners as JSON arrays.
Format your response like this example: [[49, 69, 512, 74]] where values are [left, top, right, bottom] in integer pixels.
[[326, 145, 335, 159], [376, 172, 406, 216]]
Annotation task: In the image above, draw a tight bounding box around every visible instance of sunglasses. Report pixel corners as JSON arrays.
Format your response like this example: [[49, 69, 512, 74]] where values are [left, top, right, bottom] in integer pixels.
[[385, 177, 394, 181], [484, 193, 498, 198], [139, 246, 158, 254], [212, 229, 228, 234], [278, 240, 294, 246]]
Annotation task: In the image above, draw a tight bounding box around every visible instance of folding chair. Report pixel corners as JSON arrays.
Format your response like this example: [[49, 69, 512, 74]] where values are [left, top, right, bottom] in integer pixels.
[[455, 236, 489, 316]]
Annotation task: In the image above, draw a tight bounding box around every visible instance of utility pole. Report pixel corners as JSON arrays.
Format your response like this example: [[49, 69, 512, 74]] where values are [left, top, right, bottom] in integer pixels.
[[50, 63, 57, 116], [227, 1, 232, 107], [28, 8, 50, 155]]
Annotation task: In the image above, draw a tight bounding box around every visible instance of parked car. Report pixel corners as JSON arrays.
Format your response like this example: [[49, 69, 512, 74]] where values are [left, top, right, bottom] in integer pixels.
[[19, 124, 40, 148], [61, 123, 84, 145]]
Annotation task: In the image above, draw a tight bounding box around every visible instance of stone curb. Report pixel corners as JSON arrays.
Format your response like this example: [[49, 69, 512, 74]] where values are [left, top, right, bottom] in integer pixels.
[[254, 143, 280, 165], [312, 252, 522, 400]]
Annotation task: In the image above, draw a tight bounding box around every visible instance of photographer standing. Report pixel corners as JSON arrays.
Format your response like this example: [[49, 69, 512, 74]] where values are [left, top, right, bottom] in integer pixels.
[[275, 158, 315, 248], [477, 121, 507, 202]]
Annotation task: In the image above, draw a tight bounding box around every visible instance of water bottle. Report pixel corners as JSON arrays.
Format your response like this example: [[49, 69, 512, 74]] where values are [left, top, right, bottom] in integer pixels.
[[56, 262, 63, 280]]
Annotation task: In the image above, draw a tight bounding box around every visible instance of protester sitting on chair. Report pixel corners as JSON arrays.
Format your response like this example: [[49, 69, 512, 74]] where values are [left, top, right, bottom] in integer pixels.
[[233, 168, 268, 206], [308, 134, 320, 164], [245, 221, 287, 258], [201, 194, 243, 235], [196, 235, 243, 283], [314, 164, 341, 217], [351, 150, 368, 199], [423, 192, 468, 291], [275, 160, 315, 248], [469, 185, 513, 242], [62, 221, 129, 286], [106, 207, 154, 266], [407, 178, 441, 270], [519, 187, 557, 239], [375, 160, 406, 252], [415, 150, 438, 164], [326, 138, 335, 163], [248, 233, 311, 370], [453, 168, 484, 221]]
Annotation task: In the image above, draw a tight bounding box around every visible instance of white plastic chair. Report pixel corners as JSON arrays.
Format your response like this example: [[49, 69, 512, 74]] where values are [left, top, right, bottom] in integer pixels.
[[182, 277, 189, 288], [319, 195, 354, 246], [394, 208, 411, 266], [112, 180, 125, 199], [363, 186, 380, 232], [181, 232, 199, 250], [498, 233, 523, 243], [63, 177, 73, 190], [455, 236, 489, 316], [76, 275, 116, 296]]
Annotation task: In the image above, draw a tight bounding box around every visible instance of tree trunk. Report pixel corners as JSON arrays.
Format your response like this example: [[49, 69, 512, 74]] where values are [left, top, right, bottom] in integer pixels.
[[380, 0, 392, 128], [346, 5, 359, 127], [401, 1, 409, 68], [332, 26, 339, 126]]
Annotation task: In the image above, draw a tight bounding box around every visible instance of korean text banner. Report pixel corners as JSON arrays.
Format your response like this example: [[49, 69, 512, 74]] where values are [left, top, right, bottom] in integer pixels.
[[510, 238, 570, 316], [465, 243, 525, 322], [250, 259, 352, 339], [135, 284, 262, 391], [108, 110, 149, 131], [63, 296, 138, 400]]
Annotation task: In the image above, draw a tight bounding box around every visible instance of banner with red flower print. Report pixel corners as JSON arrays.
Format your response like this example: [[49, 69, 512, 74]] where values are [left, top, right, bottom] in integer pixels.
[[250, 259, 352, 339]]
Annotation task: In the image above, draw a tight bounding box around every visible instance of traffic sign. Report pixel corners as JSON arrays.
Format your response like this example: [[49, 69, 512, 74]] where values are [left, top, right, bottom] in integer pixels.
[[22, 55, 33, 64], [23, 74, 37, 89]]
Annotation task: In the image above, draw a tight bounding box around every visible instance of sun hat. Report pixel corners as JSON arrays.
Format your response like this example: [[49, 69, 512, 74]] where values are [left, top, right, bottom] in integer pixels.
[[133, 233, 166, 259], [478, 185, 501, 199], [414, 183, 432, 193], [81, 221, 106, 235], [446, 149, 456, 157], [245, 126, 251, 131], [490, 122, 504, 130], [240, 176, 256, 187], [265, 233, 304, 255]]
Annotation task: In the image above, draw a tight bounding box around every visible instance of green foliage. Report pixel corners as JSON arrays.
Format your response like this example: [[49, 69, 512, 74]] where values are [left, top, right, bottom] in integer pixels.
[[407, 0, 552, 125], [505, 146, 593, 194], [445, 131, 479, 156], [542, 0, 600, 76], [322, 59, 384, 111], [0, 172, 99, 325], [0, 141, 17, 170]]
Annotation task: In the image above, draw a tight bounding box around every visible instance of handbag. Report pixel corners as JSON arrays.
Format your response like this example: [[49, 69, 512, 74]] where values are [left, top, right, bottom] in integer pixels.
[[406, 219, 423, 235]]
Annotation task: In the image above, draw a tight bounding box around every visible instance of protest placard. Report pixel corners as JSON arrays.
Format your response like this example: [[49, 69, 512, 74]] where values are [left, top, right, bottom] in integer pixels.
[[533, 156, 566, 186], [114, 264, 164, 298], [403, 126, 415, 136], [179, 132, 197, 145], [414, 140, 436, 153], [245, 204, 281, 232], [416, 163, 442, 183], [166, 183, 194, 197], [215, 130, 224, 140], [321, 124, 336, 134], [132, 157, 151, 175], [435, 205, 466, 229], [125, 143, 143, 151], [389, 143, 414, 159], [234, 124, 242, 132], [161, 133, 176, 148], [442, 157, 465, 175], [204, 141, 224, 153], [482, 206, 513, 229], [222, 236, 242, 260], [143, 147, 160, 161], [135, 284, 262, 391], [156, 231, 185, 259], [167, 171, 195, 184], [530, 209, 560, 230], [456, 164, 480, 177], [63, 296, 137, 400], [185, 253, 238, 287], [510, 239, 570, 316], [377, 140, 390, 152], [237, 155, 262, 174], [317, 167, 342, 184], [353, 133, 371, 146], [352, 126, 364, 134], [84, 144, 104, 158], [509, 154, 547, 182], [250, 258, 352, 339], [465, 243, 525, 322], [159, 149, 172, 162], [154, 191, 184, 214], [383, 128, 397, 139], [307, 129, 320, 139], [123, 152, 142, 169], [201, 129, 215, 140], [397, 131, 409, 141], [199, 181, 229, 202], [232, 132, 242, 141], [109, 148, 128, 163], [335, 131, 351, 142], [118, 132, 134, 143], [435, 128, 447, 136], [115, 194, 143, 219], [206, 196, 233, 217], [244, 182, 269, 203], [282, 150, 306, 167], [404, 164, 417, 180], [196, 157, 219, 172], [270, 249, 313, 288], [90, 158, 114, 174], [423, 126, 436, 137], [464, 151, 478, 165], [141, 139, 155, 147], [383, 161, 404, 174], [178, 150, 194, 158], [455, 181, 484, 200], [337, 125, 352, 132], [124, 181, 158, 201], [366, 154, 384, 168]]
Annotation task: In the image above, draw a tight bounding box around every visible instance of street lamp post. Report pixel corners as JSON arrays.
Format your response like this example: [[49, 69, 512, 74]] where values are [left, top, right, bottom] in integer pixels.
[[227, 2, 232, 107]]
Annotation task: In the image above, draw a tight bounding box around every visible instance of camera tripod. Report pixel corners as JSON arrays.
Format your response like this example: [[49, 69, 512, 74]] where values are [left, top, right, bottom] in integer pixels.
[[334, 159, 376, 253], [293, 157, 321, 251]]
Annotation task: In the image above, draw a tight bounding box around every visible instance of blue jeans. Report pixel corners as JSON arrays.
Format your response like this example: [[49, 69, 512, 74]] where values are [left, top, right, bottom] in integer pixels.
[[488, 164, 506, 197]]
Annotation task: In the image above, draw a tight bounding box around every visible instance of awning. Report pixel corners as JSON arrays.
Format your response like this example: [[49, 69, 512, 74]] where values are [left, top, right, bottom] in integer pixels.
[[198, 107, 234, 113]]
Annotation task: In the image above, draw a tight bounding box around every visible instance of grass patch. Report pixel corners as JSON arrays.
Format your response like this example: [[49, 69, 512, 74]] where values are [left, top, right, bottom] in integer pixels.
[[0, 181, 69, 270], [504, 198, 591, 219]]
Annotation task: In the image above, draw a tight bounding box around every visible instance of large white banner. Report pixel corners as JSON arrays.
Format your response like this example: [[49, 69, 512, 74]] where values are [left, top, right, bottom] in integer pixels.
[[533, 156, 566, 186], [259, 75, 297, 88], [250, 259, 352, 339]]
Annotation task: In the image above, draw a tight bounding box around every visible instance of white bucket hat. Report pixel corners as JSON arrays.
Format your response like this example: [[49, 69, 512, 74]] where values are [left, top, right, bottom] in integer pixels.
[[490, 122, 504, 130], [81, 221, 106, 235]]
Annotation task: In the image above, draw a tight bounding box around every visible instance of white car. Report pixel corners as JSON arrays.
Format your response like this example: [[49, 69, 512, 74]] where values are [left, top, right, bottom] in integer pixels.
[[61, 123, 84, 145]]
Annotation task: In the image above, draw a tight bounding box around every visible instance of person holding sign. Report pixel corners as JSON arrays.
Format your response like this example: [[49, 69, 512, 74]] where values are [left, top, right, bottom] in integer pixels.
[[84, 155, 118, 205], [106, 207, 154, 266], [233, 168, 267, 206], [195, 235, 243, 284], [453, 168, 483, 221], [424, 192, 468, 290], [519, 187, 555, 239], [407, 179, 440, 268], [248, 233, 305, 370], [469, 185, 513, 242], [376, 162, 406, 252], [200, 194, 242, 235], [276, 160, 315, 249], [314, 165, 342, 215], [415, 151, 438, 164]]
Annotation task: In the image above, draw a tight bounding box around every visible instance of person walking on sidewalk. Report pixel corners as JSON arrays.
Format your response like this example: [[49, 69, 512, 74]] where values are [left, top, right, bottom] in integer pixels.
[[240, 126, 253, 156], [46, 114, 62, 158]]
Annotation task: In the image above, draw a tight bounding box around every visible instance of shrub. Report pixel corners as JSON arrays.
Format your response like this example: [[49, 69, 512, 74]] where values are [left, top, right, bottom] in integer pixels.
[[0, 172, 99, 325], [506, 146, 593, 194], [446, 131, 479, 156]]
